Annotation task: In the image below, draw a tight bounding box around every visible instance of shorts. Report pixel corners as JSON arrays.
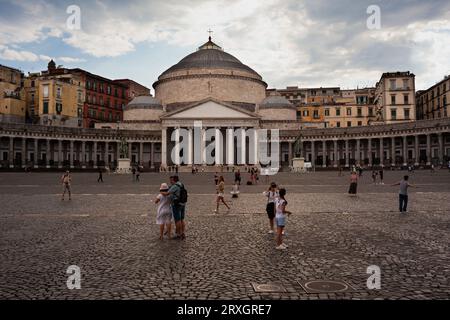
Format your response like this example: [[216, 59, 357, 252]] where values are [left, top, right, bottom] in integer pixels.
[[276, 216, 286, 227], [172, 204, 185, 222], [217, 193, 224, 199], [266, 202, 275, 220]]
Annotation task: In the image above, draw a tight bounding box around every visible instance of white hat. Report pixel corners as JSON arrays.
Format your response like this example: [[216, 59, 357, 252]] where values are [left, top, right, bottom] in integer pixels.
[[159, 183, 169, 191]]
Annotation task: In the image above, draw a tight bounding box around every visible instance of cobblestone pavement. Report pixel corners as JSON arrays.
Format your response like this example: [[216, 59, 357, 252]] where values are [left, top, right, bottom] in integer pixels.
[[0, 171, 449, 300]]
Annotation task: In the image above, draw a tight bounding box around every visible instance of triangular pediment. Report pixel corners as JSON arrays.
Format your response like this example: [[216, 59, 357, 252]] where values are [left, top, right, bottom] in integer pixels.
[[162, 99, 258, 119]]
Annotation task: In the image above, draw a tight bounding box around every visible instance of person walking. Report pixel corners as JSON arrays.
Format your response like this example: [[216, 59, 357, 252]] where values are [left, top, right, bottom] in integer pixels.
[[61, 171, 72, 201], [371, 169, 378, 184], [132, 166, 136, 181], [136, 166, 141, 182], [275, 188, 292, 250], [263, 182, 278, 234], [97, 167, 104, 183], [379, 167, 384, 185], [391, 175, 416, 213], [348, 171, 358, 196], [155, 183, 172, 240], [234, 169, 241, 185], [215, 176, 230, 213]]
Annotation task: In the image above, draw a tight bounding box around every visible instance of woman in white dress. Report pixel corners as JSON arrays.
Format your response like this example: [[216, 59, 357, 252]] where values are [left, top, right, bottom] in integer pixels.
[[155, 183, 172, 240]]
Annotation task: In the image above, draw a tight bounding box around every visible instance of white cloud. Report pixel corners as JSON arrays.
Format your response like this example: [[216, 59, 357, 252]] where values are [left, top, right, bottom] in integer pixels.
[[0, 48, 39, 62], [58, 56, 86, 63], [1, 0, 450, 89]]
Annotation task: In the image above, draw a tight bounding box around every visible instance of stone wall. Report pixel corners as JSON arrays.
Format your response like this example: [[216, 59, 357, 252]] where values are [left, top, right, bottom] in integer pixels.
[[123, 109, 163, 121], [155, 68, 266, 106], [259, 108, 297, 121]]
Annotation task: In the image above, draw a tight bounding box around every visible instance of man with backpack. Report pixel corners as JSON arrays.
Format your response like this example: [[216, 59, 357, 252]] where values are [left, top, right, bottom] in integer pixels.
[[165, 175, 188, 240]]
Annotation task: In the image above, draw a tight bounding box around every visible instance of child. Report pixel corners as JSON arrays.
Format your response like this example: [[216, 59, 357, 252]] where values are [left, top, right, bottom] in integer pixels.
[[230, 183, 240, 199], [263, 182, 278, 234], [275, 188, 292, 250], [155, 183, 172, 240]]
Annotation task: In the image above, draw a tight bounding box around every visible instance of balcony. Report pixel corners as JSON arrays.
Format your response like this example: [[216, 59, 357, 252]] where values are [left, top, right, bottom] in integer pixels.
[[3, 92, 21, 99]]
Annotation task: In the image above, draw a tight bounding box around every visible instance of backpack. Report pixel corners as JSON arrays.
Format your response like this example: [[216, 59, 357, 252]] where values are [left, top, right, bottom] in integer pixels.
[[174, 182, 188, 205]]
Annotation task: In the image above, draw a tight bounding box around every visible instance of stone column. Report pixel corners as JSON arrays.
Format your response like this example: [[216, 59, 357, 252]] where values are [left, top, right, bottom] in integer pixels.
[[215, 128, 222, 165], [311, 141, 315, 167], [426, 134, 431, 166], [128, 142, 133, 163], [288, 141, 293, 166], [150, 142, 155, 169], [239, 128, 246, 165], [391, 137, 396, 167], [105, 141, 110, 167], [438, 133, 444, 166], [227, 127, 234, 166], [93, 141, 98, 168], [333, 140, 338, 167], [161, 128, 167, 168], [403, 136, 408, 166], [253, 129, 258, 165], [187, 128, 193, 166], [322, 140, 327, 168], [356, 139, 361, 166], [414, 135, 419, 166], [34, 139, 39, 168], [368, 138, 372, 167], [116, 141, 120, 162], [201, 128, 207, 165], [21, 137, 26, 168], [81, 141, 86, 168], [138, 142, 143, 166], [9, 137, 14, 168], [345, 140, 349, 167], [46, 139, 50, 168], [379, 137, 384, 166], [58, 140, 63, 168], [174, 127, 181, 165], [70, 140, 74, 168]]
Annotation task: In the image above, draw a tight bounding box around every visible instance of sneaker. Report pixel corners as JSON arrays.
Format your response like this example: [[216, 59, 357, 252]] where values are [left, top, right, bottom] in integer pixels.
[[268, 230, 274, 234], [275, 245, 286, 250], [281, 243, 288, 248]]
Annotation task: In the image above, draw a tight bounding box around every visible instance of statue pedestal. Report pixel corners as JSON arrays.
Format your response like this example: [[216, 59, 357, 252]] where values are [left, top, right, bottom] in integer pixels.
[[292, 157, 306, 173], [115, 158, 131, 174]]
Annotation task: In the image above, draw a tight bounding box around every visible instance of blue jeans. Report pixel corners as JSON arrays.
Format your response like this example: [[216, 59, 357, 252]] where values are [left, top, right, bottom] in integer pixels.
[[399, 194, 408, 212]]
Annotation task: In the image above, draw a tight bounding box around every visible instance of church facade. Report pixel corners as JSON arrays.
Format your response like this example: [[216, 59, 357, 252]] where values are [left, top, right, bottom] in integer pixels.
[[95, 37, 299, 169]]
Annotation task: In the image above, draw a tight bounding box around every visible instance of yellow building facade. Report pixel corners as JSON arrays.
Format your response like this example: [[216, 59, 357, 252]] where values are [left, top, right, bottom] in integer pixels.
[[0, 65, 26, 123], [24, 71, 85, 127]]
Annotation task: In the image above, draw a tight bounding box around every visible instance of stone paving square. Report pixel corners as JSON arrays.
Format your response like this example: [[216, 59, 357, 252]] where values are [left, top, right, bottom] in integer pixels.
[[0, 171, 449, 300]]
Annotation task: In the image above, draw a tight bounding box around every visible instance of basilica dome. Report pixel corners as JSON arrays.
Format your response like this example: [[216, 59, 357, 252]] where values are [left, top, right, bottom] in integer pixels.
[[259, 93, 297, 121], [153, 37, 267, 108], [123, 95, 163, 121]]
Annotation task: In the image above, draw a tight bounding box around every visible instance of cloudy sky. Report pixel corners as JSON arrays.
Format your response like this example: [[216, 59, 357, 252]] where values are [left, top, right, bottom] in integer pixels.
[[0, 0, 449, 92]]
